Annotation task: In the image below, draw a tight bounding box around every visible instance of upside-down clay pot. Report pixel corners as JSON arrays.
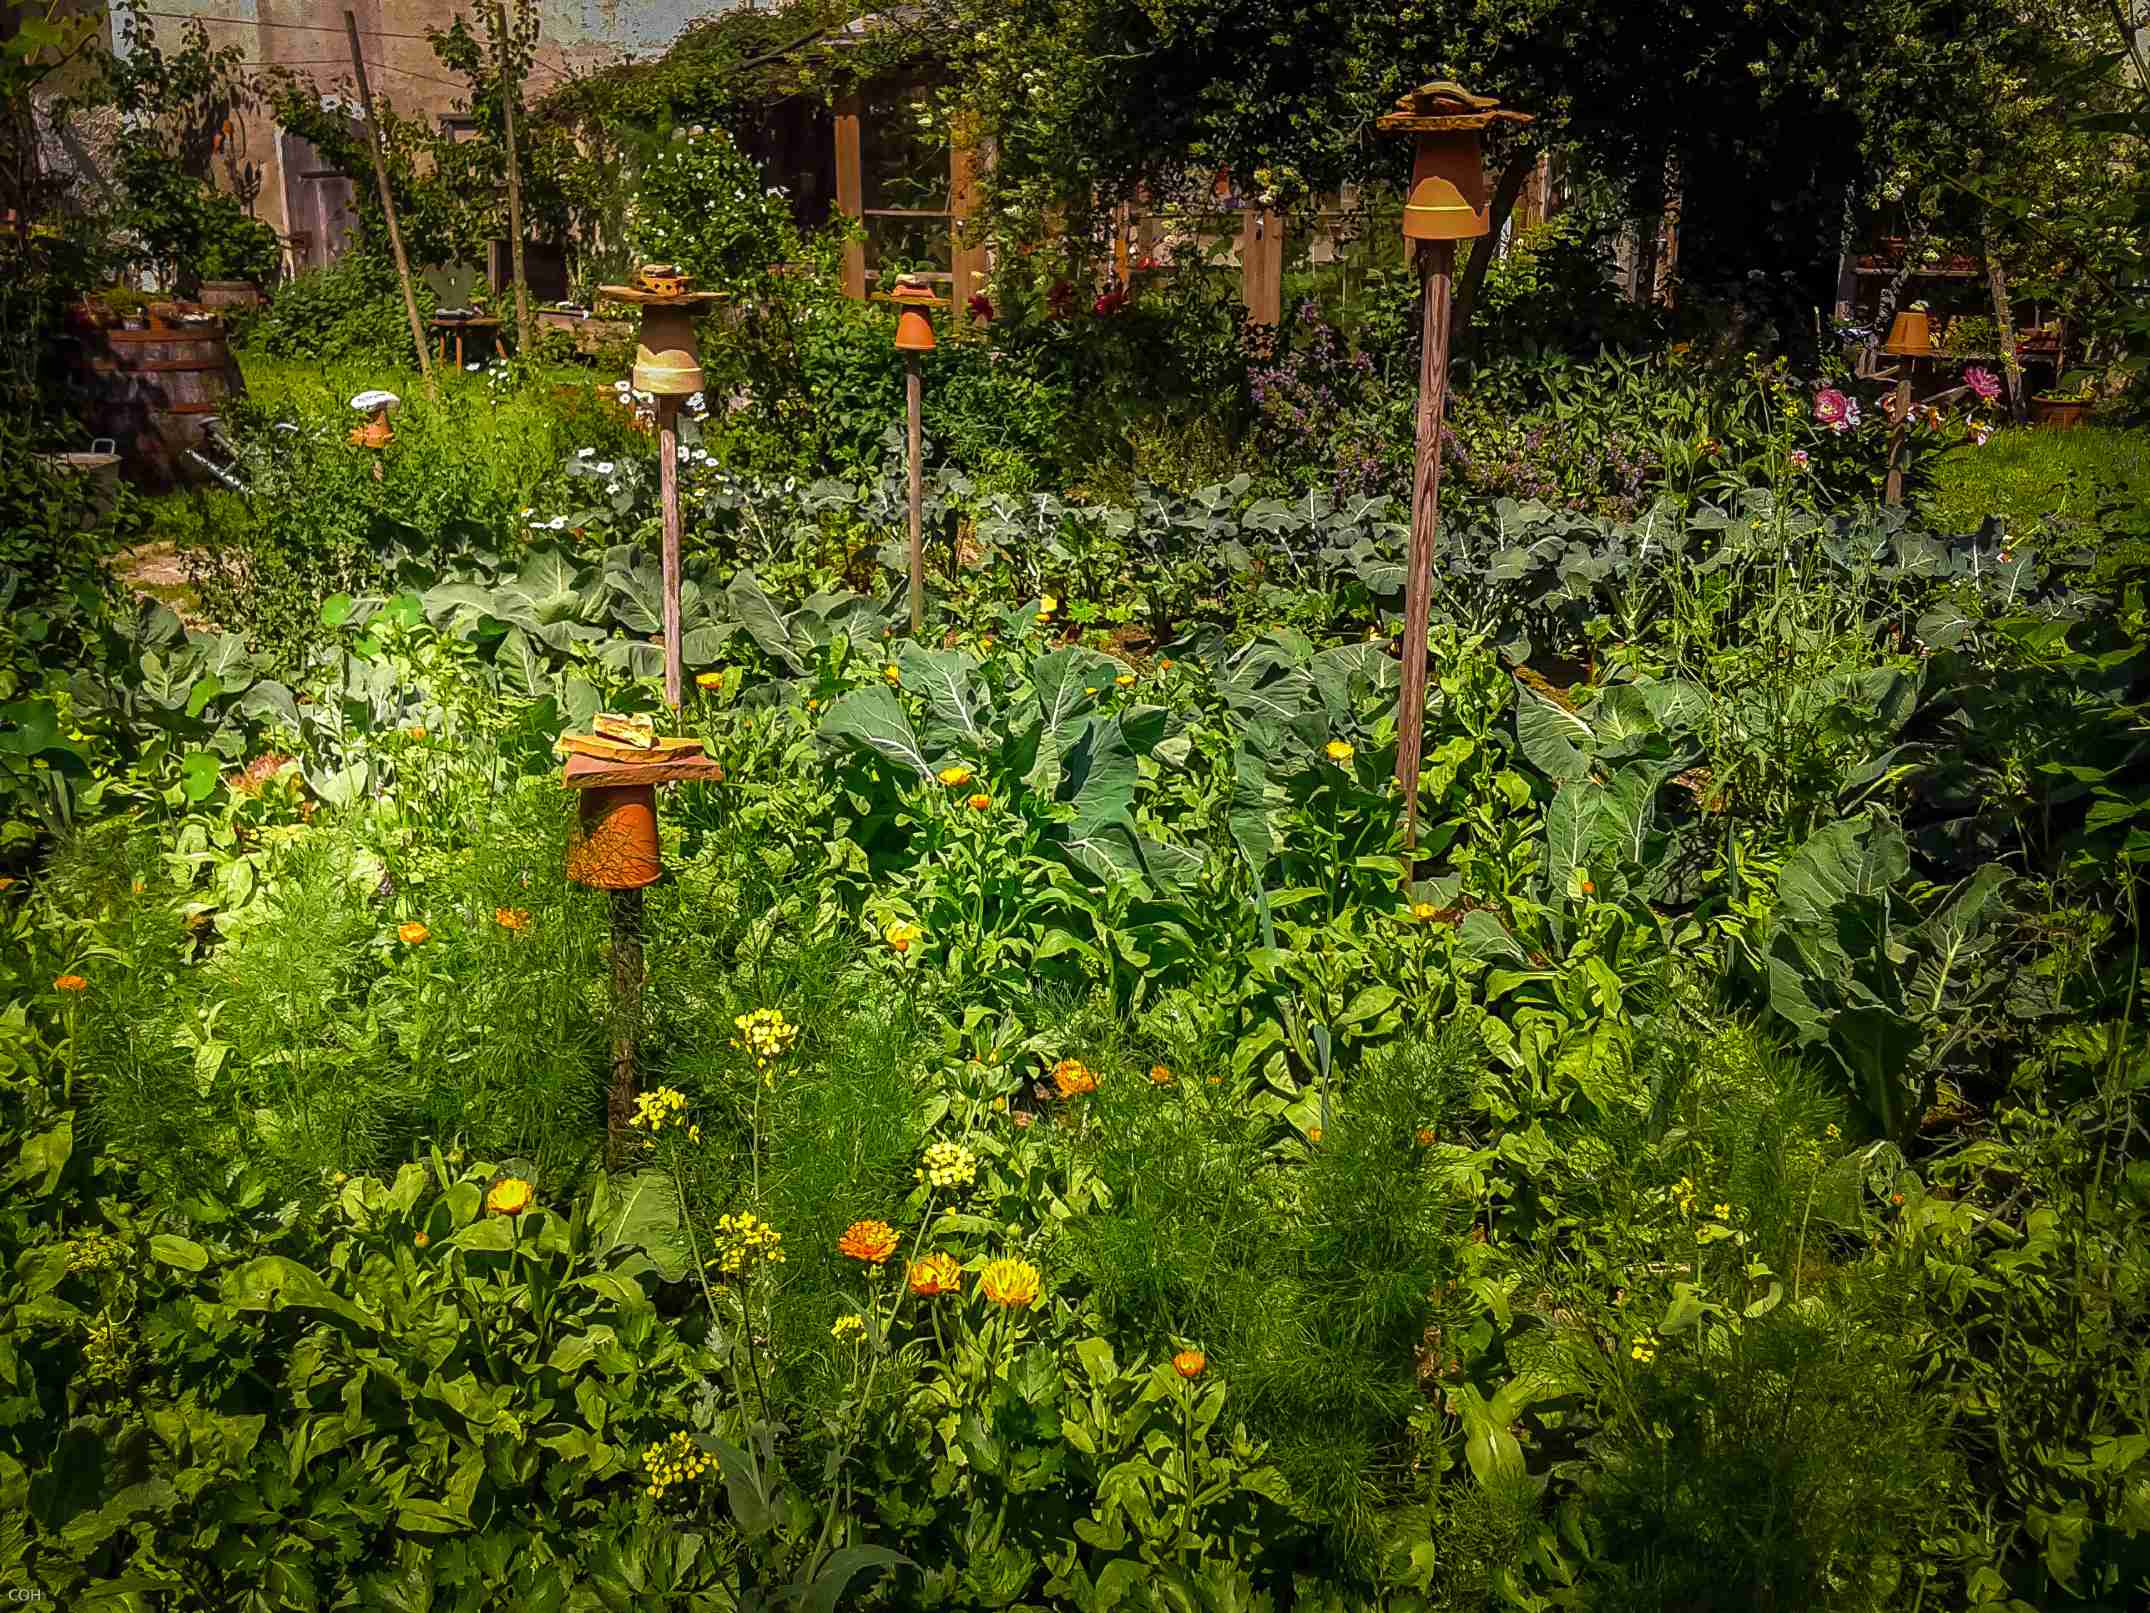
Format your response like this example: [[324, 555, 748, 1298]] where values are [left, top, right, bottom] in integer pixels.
[[568, 784, 662, 889], [1883, 309, 1932, 355], [1402, 131, 1492, 241]]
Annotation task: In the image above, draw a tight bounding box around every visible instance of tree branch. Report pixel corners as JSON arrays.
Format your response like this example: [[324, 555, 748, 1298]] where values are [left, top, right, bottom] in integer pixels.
[[1452, 146, 1537, 346]]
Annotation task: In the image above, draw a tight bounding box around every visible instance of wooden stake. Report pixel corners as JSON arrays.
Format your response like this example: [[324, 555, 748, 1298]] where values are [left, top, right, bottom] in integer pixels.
[[344, 11, 434, 396], [905, 354, 924, 635], [658, 395, 683, 708], [1395, 238, 1455, 851], [494, 0, 531, 345], [1885, 369, 1912, 505], [1983, 220, 2027, 426], [605, 886, 644, 1160]]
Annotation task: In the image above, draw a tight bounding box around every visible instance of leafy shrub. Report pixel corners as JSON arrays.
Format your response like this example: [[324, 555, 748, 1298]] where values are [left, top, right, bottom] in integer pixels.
[[630, 127, 802, 288], [255, 251, 437, 367]]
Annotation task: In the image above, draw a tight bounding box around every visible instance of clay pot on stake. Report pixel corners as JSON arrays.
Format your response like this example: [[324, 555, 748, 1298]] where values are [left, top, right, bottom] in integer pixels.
[[886, 275, 943, 636], [1376, 82, 1533, 851]]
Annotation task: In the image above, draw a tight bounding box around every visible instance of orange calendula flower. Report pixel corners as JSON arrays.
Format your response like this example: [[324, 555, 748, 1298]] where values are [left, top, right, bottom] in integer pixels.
[[1306, 1126, 1324, 1144], [979, 1256, 1041, 1309], [409, 726, 428, 740], [1149, 1063, 1174, 1086], [495, 907, 530, 931], [397, 922, 430, 945], [966, 793, 991, 811], [414, 1231, 429, 1248], [695, 670, 723, 689], [1172, 1349, 1206, 1378], [486, 1177, 534, 1216], [907, 1251, 964, 1297], [1415, 1128, 1436, 1147], [0, 876, 15, 891], [1052, 1058, 1098, 1098], [937, 765, 974, 787], [838, 1219, 900, 1267], [1159, 659, 1174, 671], [53, 974, 87, 992]]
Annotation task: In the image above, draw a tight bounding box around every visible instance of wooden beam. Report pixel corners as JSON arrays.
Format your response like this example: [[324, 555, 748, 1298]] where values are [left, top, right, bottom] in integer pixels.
[[1241, 206, 1282, 325], [344, 11, 434, 393], [835, 92, 865, 299]]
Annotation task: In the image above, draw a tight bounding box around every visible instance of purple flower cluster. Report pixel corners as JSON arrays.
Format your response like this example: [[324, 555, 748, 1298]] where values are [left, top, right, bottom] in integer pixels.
[[1248, 301, 1379, 492]]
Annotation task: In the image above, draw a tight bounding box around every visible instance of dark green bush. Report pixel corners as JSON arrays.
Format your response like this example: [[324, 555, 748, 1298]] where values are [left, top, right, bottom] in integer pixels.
[[256, 251, 437, 367]]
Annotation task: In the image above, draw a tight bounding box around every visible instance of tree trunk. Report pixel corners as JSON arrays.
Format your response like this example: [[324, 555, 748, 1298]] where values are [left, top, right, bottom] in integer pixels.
[[1982, 218, 2028, 425], [1451, 148, 1538, 346]]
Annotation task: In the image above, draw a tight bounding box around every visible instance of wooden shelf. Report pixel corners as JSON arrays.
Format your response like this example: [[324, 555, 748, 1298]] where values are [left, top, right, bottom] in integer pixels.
[[1856, 266, 1982, 279]]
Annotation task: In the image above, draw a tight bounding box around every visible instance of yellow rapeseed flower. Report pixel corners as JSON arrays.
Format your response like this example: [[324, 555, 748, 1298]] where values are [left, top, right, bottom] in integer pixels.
[[831, 1314, 866, 1340], [707, 1212, 785, 1276], [918, 1140, 978, 1190], [642, 1430, 712, 1498], [487, 1177, 534, 1216], [1630, 1334, 1657, 1364], [979, 1256, 1041, 1309], [628, 1086, 690, 1133]]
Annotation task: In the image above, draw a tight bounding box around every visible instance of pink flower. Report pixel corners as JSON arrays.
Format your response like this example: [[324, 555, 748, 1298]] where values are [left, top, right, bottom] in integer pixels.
[[968, 291, 995, 322], [1093, 288, 1129, 317], [1133, 255, 1160, 273], [1812, 388, 1858, 432], [1963, 366, 2001, 403], [1790, 449, 1809, 469]]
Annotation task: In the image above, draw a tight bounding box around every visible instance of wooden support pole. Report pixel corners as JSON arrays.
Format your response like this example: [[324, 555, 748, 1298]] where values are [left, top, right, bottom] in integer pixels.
[[835, 93, 865, 300], [494, 0, 531, 346], [950, 141, 988, 319], [605, 886, 644, 1159], [344, 11, 434, 395], [905, 354, 924, 635], [1983, 220, 2028, 425], [1395, 238, 1455, 850], [1885, 369, 1912, 505], [1241, 206, 1282, 325], [658, 395, 683, 708]]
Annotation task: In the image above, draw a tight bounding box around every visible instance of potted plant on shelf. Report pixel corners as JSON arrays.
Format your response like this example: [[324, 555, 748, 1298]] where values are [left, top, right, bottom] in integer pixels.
[[2030, 372, 2097, 429], [95, 287, 149, 330]]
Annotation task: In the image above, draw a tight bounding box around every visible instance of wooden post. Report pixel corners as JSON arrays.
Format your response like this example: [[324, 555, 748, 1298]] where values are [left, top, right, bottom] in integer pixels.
[[494, 0, 531, 345], [1395, 238, 1455, 849], [905, 355, 924, 635], [951, 141, 988, 319], [835, 93, 865, 299], [1885, 368, 1913, 505], [1241, 206, 1282, 325], [344, 11, 434, 394], [605, 886, 644, 1159], [658, 394, 683, 707], [1983, 221, 2028, 425]]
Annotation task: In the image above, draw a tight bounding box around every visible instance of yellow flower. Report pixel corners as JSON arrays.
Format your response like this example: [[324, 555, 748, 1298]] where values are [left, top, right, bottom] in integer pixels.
[[1630, 1334, 1657, 1363], [908, 1251, 964, 1297], [838, 1219, 900, 1267], [981, 635, 996, 649], [918, 1140, 977, 1190], [642, 1430, 712, 1498], [966, 793, 991, 811], [53, 973, 87, 993], [628, 1086, 690, 1133], [885, 921, 922, 953], [1323, 740, 1354, 764], [1671, 1175, 1698, 1214], [1114, 673, 1135, 688], [937, 764, 975, 787], [413, 1231, 429, 1248], [1039, 594, 1059, 614], [695, 670, 723, 688], [1410, 901, 1440, 922], [0, 876, 15, 891], [486, 1177, 534, 1216], [1051, 1058, 1098, 1098], [397, 922, 430, 946], [1149, 1063, 1174, 1086], [884, 664, 902, 684], [1172, 1348, 1206, 1378], [1159, 658, 1174, 670], [1824, 1123, 1841, 1142], [1306, 1126, 1324, 1144], [979, 1256, 1041, 1309], [830, 1314, 866, 1340], [733, 1008, 799, 1065], [1415, 1127, 1436, 1147], [708, 1211, 785, 1276], [1713, 1202, 1731, 1218], [409, 726, 427, 740], [495, 907, 530, 931], [1035, 613, 1054, 627]]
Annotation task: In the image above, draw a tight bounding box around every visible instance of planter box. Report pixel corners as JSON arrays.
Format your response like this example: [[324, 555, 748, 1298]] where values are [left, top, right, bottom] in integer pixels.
[[2031, 397, 2092, 430], [537, 308, 635, 356]]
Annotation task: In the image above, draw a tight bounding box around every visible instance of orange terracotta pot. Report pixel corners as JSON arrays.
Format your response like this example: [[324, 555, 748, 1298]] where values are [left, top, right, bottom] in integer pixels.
[[568, 783, 662, 889], [1883, 309, 1932, 355]]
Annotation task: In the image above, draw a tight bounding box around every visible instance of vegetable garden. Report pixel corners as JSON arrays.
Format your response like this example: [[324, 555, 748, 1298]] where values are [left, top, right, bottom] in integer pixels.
[[5, 1, 2150, 1609]]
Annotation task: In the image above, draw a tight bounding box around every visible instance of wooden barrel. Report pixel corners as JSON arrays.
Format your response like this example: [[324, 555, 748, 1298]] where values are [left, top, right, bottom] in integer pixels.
[[72, 318, 246, 490]]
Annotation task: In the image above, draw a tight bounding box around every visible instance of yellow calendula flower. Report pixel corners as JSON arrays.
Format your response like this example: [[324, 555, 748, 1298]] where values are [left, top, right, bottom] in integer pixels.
[[397, 922, 430, 946], [1410, 901, 1440, 922], [937, 764, 975, 787], [885, 920, 922, 953], [1039, 594, 1059, 614], [1323, 740, 1354, 764], [884, 665, 902, 684], [908, 1250, 964, 1297], [1113, 673, 1135, 688], [979, 1256, 1041, 1309], [966, 793, 991, 811], [830, 1314, 866, 1340], [486, 1177, 534, 1216], [1172, 1349, 1206, 1378], [695, 670, 723, 688]]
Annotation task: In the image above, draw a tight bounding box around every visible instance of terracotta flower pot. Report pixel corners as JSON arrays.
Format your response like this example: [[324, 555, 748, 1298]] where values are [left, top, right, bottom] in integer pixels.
[[1883, 309, 1932, 355], [2031, 397, 2091, 430]]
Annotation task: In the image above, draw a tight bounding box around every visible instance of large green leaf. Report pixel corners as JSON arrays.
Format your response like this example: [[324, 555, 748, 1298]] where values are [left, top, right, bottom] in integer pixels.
[[897, 643, 986, 749], [222, 1255, 379, 1332], [1776, 812, 1908, 933], [818, 684, 931, 779], [727, 570, 804, 672], [1515, 685, 1593, 781]]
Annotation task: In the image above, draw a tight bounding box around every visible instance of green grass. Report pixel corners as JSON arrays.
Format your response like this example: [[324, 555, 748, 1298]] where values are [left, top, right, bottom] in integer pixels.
[[1925, 422, 2150, 532]]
